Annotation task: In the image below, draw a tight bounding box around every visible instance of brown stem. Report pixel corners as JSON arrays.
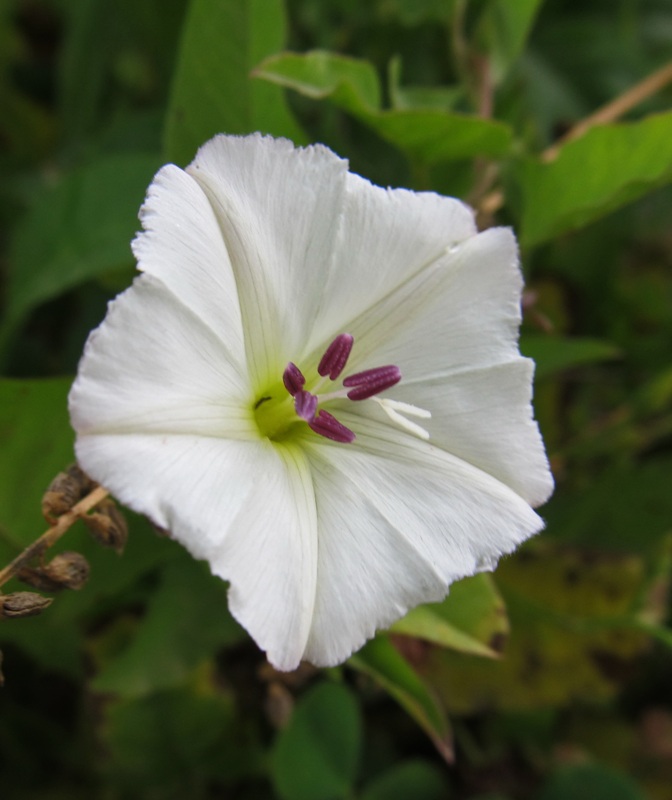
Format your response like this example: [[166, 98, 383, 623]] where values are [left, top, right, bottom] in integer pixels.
[[0, 486, 109, 589], [543, 60, 672, 162]]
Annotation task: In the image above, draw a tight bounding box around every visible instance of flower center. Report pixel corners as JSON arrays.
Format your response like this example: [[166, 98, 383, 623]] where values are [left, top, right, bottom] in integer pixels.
[[253, 334, 431, 443]]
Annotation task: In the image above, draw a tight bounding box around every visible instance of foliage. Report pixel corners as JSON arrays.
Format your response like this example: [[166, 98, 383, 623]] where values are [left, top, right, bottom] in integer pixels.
[[1, 0, 672, 798]]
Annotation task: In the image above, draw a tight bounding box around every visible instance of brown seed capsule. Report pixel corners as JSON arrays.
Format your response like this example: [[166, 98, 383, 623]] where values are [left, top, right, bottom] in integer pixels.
[[0, 592, 53, 619], [83, 499, 128, 554], [18, 551, 90, 592], [41, 464, 97, 522]]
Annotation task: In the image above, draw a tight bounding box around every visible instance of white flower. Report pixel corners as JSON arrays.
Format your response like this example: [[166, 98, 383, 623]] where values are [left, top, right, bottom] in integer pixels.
[[69, 133, 553, 671]]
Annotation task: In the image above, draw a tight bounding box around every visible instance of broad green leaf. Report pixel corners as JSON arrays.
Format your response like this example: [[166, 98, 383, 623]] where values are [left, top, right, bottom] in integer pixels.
[[521, 335, 620, 379], [5, 153, 161, 331], [477, 0, 545, 79], [360, 760, 448, 800], [257, 50, 381, 115], [349, 636, 453, 762], [91, 553, 244, 697], [391, 574, 508, 658], [271, 682, 361, 800], [255, 51, 513, 164], [539, 763, 647, 800], [519, 111, 672, 247], [164, 0, 304, 165]]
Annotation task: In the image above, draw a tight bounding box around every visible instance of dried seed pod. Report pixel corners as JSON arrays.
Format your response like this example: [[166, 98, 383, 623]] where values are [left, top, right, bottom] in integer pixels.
[[18, 551, 90, 592], [0, 649, 4, 687], [41, 464, 96, 522], [83, 499, 128, 554], [0, 592, 53, 619]]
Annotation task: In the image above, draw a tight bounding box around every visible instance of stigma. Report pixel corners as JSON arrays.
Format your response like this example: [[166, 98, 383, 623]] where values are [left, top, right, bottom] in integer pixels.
[[281, 334, 429, 443]]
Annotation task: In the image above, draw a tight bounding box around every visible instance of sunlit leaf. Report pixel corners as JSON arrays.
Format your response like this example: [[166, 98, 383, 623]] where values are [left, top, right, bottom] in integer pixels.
[[164, 0, 304, 165], [255, 51, 513, 163], [391, 574, 508, 658], [271, 682, 361, 800], [519, 112, 672, 246]]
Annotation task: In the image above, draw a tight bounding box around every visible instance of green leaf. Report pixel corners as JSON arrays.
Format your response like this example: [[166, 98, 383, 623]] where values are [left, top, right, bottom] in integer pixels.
[[255, 51, 513, 164], [0, 378, 74, 556], [164, 0, 304, 165], [477, 0, 545, 79], [519, 111, 672, 247], [388, 57, 463, 112], [91, 553, 244, 697], [349, 636, 453, 762], [271, 682, 361, 800], [5, 153, 161, 331], [391, 574, 508, 658], [538, 763, 647, 800], [521, 335, 620, 379], [360, 760, 448, 800]]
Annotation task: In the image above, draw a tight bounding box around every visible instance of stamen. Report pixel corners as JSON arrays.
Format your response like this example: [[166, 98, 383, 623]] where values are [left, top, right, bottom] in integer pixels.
[[308, 410, 356, 443], [343, 365, 401, 401], [317, 333, 354, 380], [294, 390, 318, 422], [374, 398, 431, 440], [283, 362, 305, 396]]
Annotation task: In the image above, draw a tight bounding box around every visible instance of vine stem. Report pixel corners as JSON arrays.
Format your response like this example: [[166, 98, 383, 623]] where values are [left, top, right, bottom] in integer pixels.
[[0, 485, 109, 589], [542, 59, 672, 162], [475, 59, 672, 216]]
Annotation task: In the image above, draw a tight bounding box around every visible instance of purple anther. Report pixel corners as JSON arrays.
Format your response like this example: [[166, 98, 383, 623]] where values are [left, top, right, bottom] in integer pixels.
[[343, 365, 401, 401], [317, 333, 354, 380], [283, 362, 305, 396], [294, 390, 318, 422], [308, 410, 356, 443]]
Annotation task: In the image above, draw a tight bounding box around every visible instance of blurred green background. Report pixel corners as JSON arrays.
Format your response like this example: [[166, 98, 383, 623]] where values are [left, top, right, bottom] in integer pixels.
[[1, 0, 672, 797]]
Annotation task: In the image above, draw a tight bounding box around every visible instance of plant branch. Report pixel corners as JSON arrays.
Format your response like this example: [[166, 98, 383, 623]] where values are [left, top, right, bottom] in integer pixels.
[[0, 486, 109, 589], [543, 60, 672, 162]]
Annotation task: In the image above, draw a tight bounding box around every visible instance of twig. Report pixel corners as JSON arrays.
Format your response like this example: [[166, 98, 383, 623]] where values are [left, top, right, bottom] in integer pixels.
[[0, 486, 109, 589], [543, 60, 672, 162]]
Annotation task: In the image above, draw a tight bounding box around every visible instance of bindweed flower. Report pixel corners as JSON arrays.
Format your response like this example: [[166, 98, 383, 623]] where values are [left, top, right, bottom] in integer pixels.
[[69, 134, 553, 671]]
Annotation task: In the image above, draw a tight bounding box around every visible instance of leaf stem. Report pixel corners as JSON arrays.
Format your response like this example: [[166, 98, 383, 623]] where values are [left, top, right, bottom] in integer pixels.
[[0, 485, 109, 589]]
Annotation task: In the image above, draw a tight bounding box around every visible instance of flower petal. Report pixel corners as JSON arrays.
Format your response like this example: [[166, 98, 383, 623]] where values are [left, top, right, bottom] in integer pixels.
[[336, 227, 524, 379], [386, 358, 554, 507], [131, 164, 246, 366], [69, 274, 253, 438], [301, 417, 544, 666], [75, 434, 317, 671], [187, 134, 349, 388], [307, 173, 477, 353]]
